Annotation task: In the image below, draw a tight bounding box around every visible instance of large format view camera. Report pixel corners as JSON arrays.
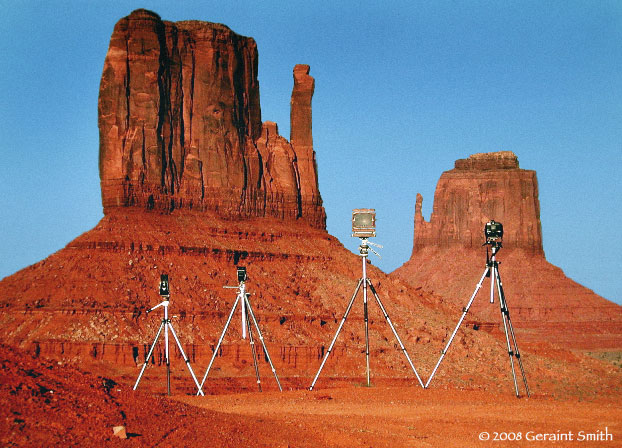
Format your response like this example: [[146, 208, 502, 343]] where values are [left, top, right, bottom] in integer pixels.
[[352, 209, 376, 238], [484, 220, 503, 244]]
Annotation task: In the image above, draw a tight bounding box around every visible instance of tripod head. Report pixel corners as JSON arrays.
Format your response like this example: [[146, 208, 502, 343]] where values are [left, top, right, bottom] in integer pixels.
[[484, 241, 503, 268], [223, 278, 248, 292], [359, 237, 383, 259], [483, 239, 502, 250], [146, 296, 171, 314]]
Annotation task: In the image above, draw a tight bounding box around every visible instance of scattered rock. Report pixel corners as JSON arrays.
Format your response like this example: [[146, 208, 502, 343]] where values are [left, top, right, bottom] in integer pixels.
[[112, 425, 127, 439]]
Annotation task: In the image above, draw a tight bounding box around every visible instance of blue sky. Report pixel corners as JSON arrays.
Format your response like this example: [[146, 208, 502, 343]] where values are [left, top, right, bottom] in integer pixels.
[[1, 1, 621, 304]]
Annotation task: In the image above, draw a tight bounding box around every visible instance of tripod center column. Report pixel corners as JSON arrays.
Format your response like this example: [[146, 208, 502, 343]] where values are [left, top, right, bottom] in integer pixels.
[[362, 245, 371, 387]]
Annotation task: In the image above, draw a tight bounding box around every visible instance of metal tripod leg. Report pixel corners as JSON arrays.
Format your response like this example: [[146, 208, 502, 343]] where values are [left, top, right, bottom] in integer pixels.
[[309, 279, 363, 391], [489, 258, 496, 304], [363, 258, 370, 387], [245, 295, 282, 391], [198, 295, 240, 394], [245, 304, 262, 391], [425, 267, 490, 388], [133, 320, 165, 390], [367, 280, 425, 388], [166, 318, 172, 396], [167, 323, 205, 396], [495, 268, 530, 397], [493, 266, 520, 397]]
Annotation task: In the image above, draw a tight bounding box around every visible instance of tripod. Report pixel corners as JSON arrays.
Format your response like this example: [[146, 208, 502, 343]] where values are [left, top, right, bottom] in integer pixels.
[[309, 238, 425, 390], [425, 242, 530, 397], [198, 278, 282, 394], [133, 295, 204, 396]]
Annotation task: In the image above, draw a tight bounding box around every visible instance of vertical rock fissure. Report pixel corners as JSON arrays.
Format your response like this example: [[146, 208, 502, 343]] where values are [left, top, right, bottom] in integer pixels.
[[199, 160, 204, 200], [176, 32, 185, 187], [292, 155, 303, 218], [141, 124, 146, 168], [167, 30, 179, 197], [155, 21, 169, 192], [256, 146, 264, 190], [189, 44, 195, 149], [124, 36, 131, 132]]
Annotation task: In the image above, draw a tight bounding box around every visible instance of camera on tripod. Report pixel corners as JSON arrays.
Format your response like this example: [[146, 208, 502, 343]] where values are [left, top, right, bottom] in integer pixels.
[[484, 220, 503, 244], [352, 209, 376, 238], [159, 274, 170, 296]]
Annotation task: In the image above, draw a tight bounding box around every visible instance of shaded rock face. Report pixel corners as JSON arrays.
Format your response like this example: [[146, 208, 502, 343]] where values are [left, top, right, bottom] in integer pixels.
[[413, 151, 543, 254], [255, 121, 302, 221], [99, 9, 325, 228], [395, 151, 622, 349]]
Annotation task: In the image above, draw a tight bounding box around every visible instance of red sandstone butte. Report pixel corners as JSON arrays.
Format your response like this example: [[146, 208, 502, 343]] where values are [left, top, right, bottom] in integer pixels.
[[393, 151, 622, 349], [99, 9, 325, 228], [413, 151, 543, 253]]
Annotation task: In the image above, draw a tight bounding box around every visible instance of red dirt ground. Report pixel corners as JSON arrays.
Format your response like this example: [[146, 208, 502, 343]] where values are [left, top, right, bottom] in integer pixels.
[[2, 344, 621, 447]]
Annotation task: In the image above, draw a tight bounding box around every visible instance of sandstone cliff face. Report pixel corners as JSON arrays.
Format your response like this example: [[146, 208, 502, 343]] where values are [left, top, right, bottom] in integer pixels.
[[99, 9, 325, 228], [413, 151, 543, 254], [395, 151, 622, 349]]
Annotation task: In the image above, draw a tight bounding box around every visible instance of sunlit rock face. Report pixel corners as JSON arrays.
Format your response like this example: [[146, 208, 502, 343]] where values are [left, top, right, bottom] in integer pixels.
[[99, 9, 325, 228], [412, 151, 543, 254]]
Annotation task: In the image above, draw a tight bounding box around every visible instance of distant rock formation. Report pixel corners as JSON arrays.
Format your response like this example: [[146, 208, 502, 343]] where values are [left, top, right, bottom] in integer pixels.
[[413, 151, 543, 254], [394, 151, 622, 349], [99, 9, 325, 228]]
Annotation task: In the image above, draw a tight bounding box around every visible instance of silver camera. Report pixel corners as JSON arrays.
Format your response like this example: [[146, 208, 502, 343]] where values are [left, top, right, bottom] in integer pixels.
[[352, 209, 376, 238]]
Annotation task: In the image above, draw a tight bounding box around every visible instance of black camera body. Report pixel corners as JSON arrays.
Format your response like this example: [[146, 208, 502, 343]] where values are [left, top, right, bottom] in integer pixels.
[[159, 274, 170, 296], [237, 266, 247, 283], [484, 220, 503, 243]]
